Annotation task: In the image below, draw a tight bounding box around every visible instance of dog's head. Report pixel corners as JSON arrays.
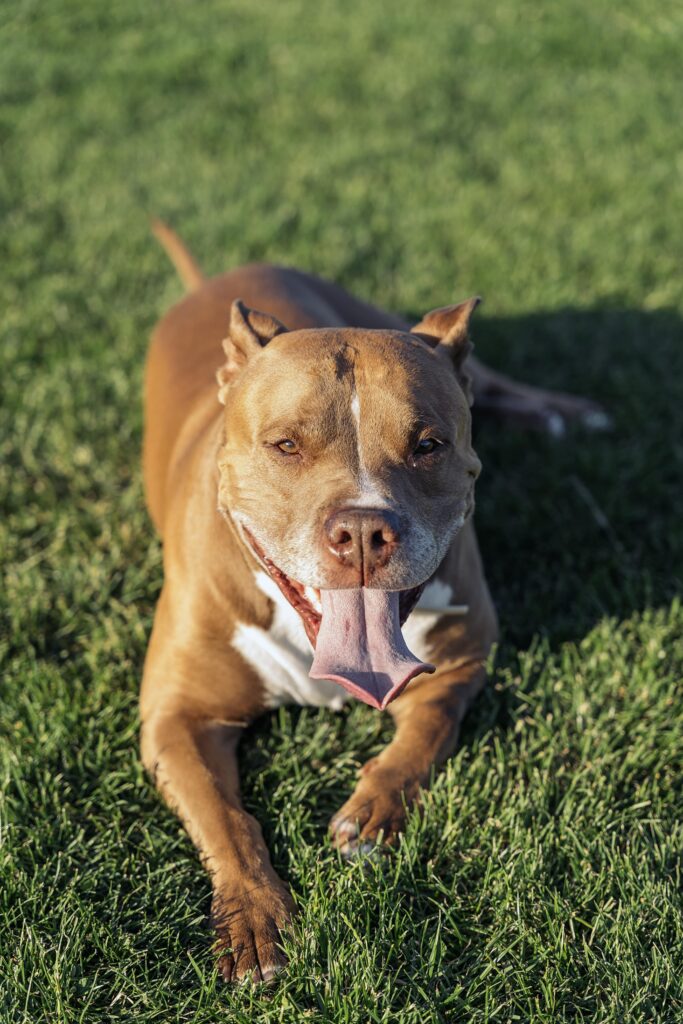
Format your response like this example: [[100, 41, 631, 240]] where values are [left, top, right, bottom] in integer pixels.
[[216, 298, 482, 708]]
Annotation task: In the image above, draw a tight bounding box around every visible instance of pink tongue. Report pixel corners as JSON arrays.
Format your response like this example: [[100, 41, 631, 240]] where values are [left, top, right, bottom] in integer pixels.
[[309, 589, 434, 710]]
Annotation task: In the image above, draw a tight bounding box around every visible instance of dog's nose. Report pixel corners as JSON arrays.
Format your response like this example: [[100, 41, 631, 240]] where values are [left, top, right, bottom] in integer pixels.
[[324, 509, 400, 582]]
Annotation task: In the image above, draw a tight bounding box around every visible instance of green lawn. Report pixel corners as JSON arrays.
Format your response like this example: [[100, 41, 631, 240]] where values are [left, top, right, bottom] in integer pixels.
[[1, 0, 682, 1020]]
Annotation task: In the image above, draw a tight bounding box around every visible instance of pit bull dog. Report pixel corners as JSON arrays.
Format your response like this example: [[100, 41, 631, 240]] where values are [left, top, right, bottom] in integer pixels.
[[141, 222, 607, 983]]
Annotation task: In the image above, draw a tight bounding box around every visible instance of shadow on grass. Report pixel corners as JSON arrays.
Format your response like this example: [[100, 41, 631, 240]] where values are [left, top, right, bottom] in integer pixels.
[[469, 306, 683, 647]]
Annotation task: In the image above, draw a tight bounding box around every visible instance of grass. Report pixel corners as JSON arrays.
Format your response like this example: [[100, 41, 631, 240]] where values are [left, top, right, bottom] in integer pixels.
[[1, 0, 682, 1020]]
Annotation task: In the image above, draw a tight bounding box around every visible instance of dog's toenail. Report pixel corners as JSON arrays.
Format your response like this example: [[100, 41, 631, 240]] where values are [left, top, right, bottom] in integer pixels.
[[334, 819, 358, 840], [340, 838, 378, 861], [260, 964, 283, 983], [546, 412, 566, 437], [583, 409, 612, 431]]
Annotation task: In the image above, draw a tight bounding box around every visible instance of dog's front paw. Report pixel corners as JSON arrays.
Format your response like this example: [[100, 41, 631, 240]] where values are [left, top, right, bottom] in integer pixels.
[[211, 880, 294, 984], [329, 763, 421, 859]]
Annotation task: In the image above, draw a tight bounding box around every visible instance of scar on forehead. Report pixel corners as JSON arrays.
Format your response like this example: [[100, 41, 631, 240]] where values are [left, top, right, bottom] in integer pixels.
[[333, 343, 357, 381]]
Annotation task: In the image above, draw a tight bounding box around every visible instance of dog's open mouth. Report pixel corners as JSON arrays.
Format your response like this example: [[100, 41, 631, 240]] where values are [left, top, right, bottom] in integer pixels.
[[245, 531, 435, 710]]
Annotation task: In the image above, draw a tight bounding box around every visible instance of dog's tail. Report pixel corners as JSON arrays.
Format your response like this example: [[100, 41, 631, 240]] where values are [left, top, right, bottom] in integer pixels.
[[151, 218, 205, 292]]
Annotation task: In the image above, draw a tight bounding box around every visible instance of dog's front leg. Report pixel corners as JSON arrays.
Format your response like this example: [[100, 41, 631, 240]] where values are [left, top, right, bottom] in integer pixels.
[[329, 661, 487, 856], [141, 712, 294, 983]]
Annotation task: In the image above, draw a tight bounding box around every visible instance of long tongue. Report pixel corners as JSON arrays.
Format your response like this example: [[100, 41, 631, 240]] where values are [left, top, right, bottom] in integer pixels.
[[309, 589, 434, 710]]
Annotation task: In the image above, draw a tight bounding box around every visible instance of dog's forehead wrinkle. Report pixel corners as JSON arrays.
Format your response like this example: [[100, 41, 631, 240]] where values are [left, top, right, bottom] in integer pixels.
[[271, 327, 437, 378], [333, 342, 357, 381], [255, 331, 441, 421]]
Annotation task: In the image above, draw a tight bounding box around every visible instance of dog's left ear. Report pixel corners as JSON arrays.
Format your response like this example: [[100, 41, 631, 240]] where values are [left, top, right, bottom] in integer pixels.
[[217, 299, 287, 403], [411, 297, 481, 405]]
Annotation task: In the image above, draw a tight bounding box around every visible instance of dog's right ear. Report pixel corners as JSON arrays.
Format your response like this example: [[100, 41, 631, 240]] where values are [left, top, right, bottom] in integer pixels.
[[411, 297, 481, 405], [217, 299, 287, 402]]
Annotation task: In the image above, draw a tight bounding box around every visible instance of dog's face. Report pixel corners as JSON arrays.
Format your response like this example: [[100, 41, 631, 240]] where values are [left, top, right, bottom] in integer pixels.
[[217, 299, 481, 639]]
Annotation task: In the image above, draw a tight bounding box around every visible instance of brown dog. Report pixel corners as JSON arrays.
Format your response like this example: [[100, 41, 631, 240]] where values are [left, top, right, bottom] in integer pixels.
[[140, 223, 607, 983]]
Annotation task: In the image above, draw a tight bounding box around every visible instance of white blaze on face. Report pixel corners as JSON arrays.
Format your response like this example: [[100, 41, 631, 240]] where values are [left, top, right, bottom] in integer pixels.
[[351, 391, 360, 426], [332, 386, 465, 586], [346, 388, 388, 508]]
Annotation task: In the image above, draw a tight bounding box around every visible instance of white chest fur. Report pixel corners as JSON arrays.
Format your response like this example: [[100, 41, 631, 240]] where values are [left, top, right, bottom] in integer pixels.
[[402, 579, 457, 662], [230, 574, 458, 711], [231, 572, 349, 710]]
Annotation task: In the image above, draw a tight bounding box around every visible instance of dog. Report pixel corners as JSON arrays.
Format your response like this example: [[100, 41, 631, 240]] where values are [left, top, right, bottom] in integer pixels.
[[140, 222, 608, 983]]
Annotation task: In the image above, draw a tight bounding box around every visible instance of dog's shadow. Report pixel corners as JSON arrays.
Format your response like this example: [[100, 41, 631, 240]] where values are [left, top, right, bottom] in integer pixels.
[[470, 305, 682, 649], [241, 304, 683, 856]]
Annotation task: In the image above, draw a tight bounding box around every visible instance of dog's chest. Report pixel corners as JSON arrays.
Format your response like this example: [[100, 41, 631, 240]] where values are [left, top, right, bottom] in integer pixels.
[[231, 573, 349, 710], [230, 573, 454, 711]]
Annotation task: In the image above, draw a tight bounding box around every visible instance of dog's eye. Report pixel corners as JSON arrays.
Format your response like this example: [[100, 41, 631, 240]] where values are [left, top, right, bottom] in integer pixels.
[[276, 439, 299, 455], [413, 437, 442, 457]]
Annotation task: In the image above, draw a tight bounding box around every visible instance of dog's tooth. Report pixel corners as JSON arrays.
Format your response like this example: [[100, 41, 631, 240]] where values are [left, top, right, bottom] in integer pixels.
[[304, 586, 322, 613]]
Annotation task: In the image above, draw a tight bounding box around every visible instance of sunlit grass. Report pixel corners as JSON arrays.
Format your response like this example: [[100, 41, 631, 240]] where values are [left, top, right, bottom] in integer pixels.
[[1, 0, 682, 1020]]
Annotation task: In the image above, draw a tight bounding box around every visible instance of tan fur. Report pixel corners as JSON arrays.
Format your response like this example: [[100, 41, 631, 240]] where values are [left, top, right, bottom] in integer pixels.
[[150, 219, 205, 292], [141, 225, 606, 984]]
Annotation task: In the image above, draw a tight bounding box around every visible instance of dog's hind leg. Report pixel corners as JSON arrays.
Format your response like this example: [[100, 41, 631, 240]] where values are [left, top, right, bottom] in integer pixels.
[[466, 354, 612, 435]]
